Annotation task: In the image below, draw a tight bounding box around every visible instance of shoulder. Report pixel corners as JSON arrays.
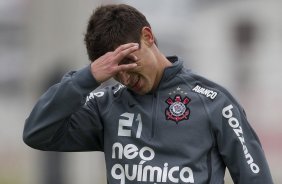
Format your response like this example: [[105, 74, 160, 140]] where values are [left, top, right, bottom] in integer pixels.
[[179, 69, 242, 108], [181, 71, 248, 130]]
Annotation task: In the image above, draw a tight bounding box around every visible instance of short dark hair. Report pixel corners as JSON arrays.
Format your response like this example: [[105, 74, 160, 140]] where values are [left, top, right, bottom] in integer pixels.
[[84, 4, 151, 61]]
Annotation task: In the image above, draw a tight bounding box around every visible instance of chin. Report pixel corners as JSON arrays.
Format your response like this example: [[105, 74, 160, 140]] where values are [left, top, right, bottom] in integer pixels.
[[134, 88, 150, 95], [135, 90, 147, 95]]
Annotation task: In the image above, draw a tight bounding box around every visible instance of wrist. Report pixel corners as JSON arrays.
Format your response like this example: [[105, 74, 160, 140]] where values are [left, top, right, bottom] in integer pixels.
[[72, 65, 100, 94]]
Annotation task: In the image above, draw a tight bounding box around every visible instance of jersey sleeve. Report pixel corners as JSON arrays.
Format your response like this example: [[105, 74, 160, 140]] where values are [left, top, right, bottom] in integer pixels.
[[208, 93, 273, 183], [23, 65, 104, 151]]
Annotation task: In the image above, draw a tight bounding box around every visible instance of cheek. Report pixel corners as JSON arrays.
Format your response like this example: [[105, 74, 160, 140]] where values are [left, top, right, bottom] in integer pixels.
[[142, 72, 155, 88]]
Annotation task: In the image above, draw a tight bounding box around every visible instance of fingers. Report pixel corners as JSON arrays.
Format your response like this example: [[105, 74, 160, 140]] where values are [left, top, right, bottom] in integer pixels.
[[126, 53, 139, 63], [116, 63, 138, 73], [90, 43, 139, 83], [113, 43, 139, 64]]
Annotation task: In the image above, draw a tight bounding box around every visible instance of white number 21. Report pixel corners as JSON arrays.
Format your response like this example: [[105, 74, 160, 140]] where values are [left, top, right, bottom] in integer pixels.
[[118, 113, 143, 138]]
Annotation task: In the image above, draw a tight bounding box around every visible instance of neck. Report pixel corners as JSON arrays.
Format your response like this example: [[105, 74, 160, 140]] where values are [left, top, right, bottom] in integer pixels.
[[151, 47, 172, 91]]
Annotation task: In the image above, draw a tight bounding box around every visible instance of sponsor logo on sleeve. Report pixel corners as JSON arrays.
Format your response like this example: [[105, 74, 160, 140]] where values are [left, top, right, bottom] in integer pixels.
[[114, 84, 125, 95], [86, 91, 105, 102], [222, 104, 260, 174], [192, 84, 217, 100]]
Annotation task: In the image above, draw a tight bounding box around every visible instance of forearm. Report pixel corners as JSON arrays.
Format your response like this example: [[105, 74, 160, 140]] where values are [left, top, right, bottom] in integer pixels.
[[214, 101, 273, 183], [23, 65, 100, 150]]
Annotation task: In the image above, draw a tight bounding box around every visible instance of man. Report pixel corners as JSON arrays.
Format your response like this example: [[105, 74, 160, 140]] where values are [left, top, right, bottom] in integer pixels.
[[23, 4, 273, 184]]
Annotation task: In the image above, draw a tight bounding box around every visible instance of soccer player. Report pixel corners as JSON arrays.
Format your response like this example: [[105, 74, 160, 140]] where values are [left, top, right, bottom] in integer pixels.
[[23, 4, 273, 184]]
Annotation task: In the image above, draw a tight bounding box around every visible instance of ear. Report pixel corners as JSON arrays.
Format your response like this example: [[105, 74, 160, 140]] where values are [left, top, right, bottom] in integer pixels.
[[141, 27, 155, 47]]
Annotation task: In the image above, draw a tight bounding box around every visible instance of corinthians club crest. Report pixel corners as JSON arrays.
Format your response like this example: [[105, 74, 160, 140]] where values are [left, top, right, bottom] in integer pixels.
[[165, 95, 191, 123]]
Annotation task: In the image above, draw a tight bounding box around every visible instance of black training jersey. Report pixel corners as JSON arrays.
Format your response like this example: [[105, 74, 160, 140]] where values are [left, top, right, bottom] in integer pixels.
[[23, 56, 273, 184]]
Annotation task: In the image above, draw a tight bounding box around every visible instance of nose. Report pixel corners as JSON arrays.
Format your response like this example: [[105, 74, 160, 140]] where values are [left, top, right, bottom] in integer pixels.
[[117, 71, 130, 85]]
